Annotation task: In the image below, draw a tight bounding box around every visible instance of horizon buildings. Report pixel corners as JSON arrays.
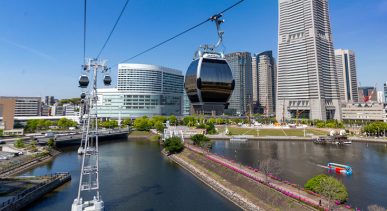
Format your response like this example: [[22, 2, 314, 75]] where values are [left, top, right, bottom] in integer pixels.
[[276, 0, 341, 121]]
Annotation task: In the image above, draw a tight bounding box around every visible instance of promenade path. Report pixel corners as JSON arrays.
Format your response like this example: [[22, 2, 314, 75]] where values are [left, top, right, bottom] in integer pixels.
[[186, 144, 350, 211]]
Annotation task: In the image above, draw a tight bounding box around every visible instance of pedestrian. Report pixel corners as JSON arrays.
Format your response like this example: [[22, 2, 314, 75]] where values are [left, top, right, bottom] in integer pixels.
[[319, 199, 322, 206]]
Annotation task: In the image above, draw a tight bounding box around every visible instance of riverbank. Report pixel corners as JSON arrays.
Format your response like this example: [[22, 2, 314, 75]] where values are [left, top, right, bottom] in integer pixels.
[[128, 130, 160, 142], [167, 145, 340, 211], [0, 173, 71, 211], [0, 149, 61, 178]]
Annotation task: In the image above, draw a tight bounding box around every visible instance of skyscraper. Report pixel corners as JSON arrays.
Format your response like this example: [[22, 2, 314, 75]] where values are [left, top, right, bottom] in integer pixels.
[[334, 49, 359, 103], [257, 51, 276, 116], [384, 82, 387, 103], [277, 0, 341, 121], [252, 56, 258, 106], [225, 52, 253, 115]]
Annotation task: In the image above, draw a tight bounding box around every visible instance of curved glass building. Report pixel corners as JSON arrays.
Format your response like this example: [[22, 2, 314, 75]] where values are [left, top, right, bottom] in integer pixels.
[[97, 64, 184, 118]]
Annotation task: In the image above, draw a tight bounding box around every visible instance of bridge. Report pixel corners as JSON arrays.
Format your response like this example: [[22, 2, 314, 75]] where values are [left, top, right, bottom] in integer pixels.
[[34, 129, 130, 146]]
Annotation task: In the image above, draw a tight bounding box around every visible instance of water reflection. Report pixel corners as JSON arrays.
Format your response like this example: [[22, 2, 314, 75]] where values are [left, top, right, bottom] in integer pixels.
[[25, 139, 238, 211], [212, 140, 387, 210]]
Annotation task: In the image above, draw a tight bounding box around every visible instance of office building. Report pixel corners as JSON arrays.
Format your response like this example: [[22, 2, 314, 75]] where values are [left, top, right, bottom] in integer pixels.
[[358, 86, 377, 103], [384, 82, 387, 103], [252, 56, 258, 105], [97, 64, 184, 118], [45, 96, 55, 106], [0, 98, 16, 130], [334, 49, 359, 103], [256, 51, 276, 116], [377, 91, 384, 104], [277, 0, 341, 121], [64, 104, 76, 116], [342, 102, 387, 122], [0, 96, 41, 117], [225, 52, 253, 115], [41, 105, 50, 116]]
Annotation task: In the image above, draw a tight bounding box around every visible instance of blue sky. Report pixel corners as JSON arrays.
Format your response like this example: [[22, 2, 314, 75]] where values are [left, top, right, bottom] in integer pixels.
[[0, 0, 386, 99]]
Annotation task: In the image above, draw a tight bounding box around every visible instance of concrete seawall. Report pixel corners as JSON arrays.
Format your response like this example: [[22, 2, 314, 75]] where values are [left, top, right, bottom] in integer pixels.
[[0, 173, 71, 211], [166, 152, 261, 211]]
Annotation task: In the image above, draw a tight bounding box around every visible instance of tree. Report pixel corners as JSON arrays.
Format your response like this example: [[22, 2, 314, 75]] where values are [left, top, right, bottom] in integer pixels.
[[154, 121, 165, 133], [191, 134, 210, 147], [0, 129, 3, 136], [304, 174, 348, 208], [14, 138, 25, 148], [121, 119, 132, 128], [168, 115, 178, 125], [47, 138, 55, 148], [259, 159, 281, 182], [133, 117, 152, 131], [57, 118, 77, 130], [163, 136, 184, 154]]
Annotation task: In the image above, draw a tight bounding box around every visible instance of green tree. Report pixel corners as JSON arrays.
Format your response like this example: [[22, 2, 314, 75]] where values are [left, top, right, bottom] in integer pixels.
[[304, 174, 348, 205], [57, 118, 77, 130], [47, 138, 55, 148], [0, 129, 3, 136], [191, 134, 209, 145], [154, 121, 165, 133], [14, 138, 25, 148], [168, 115, 178, 125], [163, 136, 184, 154], [133, 117, 152, 131], [121, 119, 132, 128], [183, 116, 196, 126]]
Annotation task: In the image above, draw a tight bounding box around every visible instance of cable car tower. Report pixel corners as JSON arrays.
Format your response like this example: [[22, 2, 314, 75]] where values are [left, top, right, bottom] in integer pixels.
[[72, 58, 111, 211]]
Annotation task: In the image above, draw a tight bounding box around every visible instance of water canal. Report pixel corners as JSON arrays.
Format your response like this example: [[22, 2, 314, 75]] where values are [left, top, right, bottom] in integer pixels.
[[211, 140, 387, 210], [22, 138, 387, 210], [24, 139, 238, 211]]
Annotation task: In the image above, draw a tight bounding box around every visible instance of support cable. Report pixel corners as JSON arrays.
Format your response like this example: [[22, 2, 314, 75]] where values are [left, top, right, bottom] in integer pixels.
[[118, 0, 245, 64], [96, 0, 131, 58]]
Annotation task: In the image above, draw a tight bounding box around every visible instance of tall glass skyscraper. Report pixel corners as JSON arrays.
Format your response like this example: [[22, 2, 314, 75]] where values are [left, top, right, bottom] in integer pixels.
[[277, 0, 341, 121], [335, 49, 359, 103], [225, 52, 253, 115], [97, 64, 184, 118], [256, 51, 276, 116]]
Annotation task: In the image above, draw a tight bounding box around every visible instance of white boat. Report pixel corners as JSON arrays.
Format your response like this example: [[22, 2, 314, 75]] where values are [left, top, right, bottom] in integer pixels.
[[343, 140, 352, 144], [230, 135, 249, 142], [77, 146, 84, 155]]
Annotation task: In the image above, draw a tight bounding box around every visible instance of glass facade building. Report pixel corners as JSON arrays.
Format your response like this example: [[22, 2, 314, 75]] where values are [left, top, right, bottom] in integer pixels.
[[97, 64, 184, 118]]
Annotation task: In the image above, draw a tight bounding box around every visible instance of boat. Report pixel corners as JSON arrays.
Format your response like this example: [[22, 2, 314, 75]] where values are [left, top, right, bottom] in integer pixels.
[[77, 146, 84, 155], [327, 163, 352, 175], [230, 135, 250, 142], [313, 135, 348, 145]]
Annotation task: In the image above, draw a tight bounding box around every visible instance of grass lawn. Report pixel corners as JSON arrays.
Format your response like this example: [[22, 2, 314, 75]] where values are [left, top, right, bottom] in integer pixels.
[[221, 127, 328, 137]]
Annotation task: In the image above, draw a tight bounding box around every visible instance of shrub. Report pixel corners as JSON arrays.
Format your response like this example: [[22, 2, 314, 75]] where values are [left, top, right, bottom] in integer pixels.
[[164, 136, 184, 154], [191, 134, 210, 146], [14, 138, 25, 148], [305, 174, 348, 203], [47, 138, 55, 148]]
